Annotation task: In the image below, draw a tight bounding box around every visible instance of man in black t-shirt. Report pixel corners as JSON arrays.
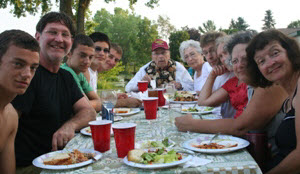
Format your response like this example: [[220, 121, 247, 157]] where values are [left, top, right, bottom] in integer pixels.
[[11, 12, 96, 173]]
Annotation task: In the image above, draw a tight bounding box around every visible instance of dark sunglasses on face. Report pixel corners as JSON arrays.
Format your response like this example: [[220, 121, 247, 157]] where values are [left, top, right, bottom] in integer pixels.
[[95, 46, 110, 53]]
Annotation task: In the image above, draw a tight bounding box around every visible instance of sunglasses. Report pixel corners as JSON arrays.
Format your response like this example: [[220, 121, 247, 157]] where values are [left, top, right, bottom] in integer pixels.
[[95, 46, 110, 53]]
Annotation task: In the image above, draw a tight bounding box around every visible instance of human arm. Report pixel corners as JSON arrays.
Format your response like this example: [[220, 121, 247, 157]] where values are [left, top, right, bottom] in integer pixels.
[[0, 104, 18, 174], [83, 70, 90, 83], [52, 97, 96, 151], [175, 85, 287, 136], [175, 62, 194, 91], [115, 98, 142, 108], [198, 65, 229, 107], [85, 91, 102, 112], [125, 63, 149, 93], [266, 81, 300, 174]]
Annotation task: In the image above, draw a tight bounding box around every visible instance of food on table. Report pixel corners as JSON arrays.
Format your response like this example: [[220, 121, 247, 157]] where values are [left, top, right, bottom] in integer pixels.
[[127, 148, 182, 164], [203, 107, 214, 111], [182, 107, 198, 112], [43, 149, 94, 165], [114, 108, 131, 114], [140, 138, 171, 148], [174, 91, 197, 101], [192, 142, 238, 149], [182, 106, 214, 112], [85, 127, 91, 134]]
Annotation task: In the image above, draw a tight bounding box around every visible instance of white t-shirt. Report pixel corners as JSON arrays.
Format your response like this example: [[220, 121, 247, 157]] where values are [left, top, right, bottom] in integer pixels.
[[125, 61, 194, 92], [88, 67, 98, 92], [194, 62, 212, 92]]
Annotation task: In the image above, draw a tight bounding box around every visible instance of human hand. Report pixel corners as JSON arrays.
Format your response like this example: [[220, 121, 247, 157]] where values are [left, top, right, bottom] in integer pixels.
[[175, 114, 194, 132], [115, 98, 142, 108], [117, 93, 128, 99], [141, 74, 151, 82], [52, 123, 76, 151], [170, 81, 182, 90], [210, 65, 228, 78]]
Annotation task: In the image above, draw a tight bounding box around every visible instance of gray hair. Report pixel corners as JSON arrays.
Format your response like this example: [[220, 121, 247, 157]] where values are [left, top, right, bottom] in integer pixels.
[[179, 40, 202, 62], [215, 35, 232, 52]]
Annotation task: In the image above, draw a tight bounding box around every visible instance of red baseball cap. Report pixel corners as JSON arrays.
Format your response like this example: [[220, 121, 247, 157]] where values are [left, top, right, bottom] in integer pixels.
[[152, 39, 169, 51]]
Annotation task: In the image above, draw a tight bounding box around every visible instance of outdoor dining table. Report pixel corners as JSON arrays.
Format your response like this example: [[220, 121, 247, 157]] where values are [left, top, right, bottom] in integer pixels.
[[40, 106, 262, 174]]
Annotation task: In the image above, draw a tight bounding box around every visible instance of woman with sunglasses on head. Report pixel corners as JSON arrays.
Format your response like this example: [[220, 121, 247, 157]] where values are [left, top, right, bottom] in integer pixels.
[[246, 29, 300, 174]]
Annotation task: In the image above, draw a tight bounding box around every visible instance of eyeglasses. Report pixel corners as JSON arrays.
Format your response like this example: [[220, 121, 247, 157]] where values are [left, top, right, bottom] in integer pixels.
[[184, 51, 198, 61], [95, 46, 110, 53], [202, 48, 216, 57], [45, 30, 71, 39]]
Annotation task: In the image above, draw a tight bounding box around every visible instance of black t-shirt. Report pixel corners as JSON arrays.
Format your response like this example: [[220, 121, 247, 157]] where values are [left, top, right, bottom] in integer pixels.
[[11, 65, 83, 166]]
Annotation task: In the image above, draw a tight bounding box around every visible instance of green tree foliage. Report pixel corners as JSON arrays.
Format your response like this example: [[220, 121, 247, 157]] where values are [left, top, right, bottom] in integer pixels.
[[288, 20, 300, 28], [93, 8, 159, 69], [198, 20, 217, 34], [229, 17, 249, 31], [169, 30, 189, 62], [182, 26, 201, 41], [262, 9, 276, 30], [0, 0, 159, 34], [156, 15, 176, 41]]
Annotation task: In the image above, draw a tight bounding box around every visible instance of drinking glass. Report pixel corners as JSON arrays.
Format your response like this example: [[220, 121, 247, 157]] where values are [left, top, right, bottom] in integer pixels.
[[163, 83, 176, 124], [101, 90, 118, 123]]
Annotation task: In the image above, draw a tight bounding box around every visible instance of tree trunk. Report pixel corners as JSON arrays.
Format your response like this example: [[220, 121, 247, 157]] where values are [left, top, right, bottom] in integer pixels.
[[59, 0, 73, 19], [76, 0, 91, 34]]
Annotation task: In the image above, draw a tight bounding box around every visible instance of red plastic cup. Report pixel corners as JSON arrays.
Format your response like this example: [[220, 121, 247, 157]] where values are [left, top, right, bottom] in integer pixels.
[[142, 97, 158, 119], [89, 120, 112, 152], [156, 88, 166, 107], [138, 81, 148, 92], [112, 123, 136, 158]]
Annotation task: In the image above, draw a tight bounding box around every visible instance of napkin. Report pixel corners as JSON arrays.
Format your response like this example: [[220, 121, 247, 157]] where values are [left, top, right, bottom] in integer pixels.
[[150, 80, 156, 89], [129, 91, 149, 100], [182, 156, 212, 168]]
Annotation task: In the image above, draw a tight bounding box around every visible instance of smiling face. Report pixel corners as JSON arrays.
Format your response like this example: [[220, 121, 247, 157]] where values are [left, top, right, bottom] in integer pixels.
[[0, 45, 39, 94], [152, 48, 170, 69], [231, 44, 249, 82], [184, 47, 204, 69], [217, 43, 231, 71], [68, 44, 94, 74], [35, 22, 72, 64], [202, 42, 220, 67], [254, 41, 292, 84]]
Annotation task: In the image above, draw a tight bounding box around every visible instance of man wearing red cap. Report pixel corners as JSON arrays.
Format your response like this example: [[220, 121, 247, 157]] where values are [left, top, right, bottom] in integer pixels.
[[125, 39, 193, 92]]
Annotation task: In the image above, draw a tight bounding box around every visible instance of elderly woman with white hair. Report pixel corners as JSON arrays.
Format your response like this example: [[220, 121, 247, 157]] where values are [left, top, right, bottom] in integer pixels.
[[179, 40, 210, 92]]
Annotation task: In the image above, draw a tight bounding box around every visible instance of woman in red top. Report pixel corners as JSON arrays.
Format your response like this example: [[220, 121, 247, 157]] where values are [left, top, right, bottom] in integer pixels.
[[198, 31, 255, 118]]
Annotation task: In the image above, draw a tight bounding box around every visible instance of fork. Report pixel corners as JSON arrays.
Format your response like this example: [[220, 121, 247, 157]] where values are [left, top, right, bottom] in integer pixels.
[[208, 132, 220, 144]]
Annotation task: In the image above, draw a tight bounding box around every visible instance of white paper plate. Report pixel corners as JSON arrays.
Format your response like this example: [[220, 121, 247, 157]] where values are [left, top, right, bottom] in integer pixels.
[[170, 100, 197, 104], [32, 149, 102, 170], [114, 108, 141, 117], [182, 134, 249, 154], [135, 139, 176, 149], [181, 106, 215, 114], [123, 154, 192, 169], [80, 126, 113, 136]]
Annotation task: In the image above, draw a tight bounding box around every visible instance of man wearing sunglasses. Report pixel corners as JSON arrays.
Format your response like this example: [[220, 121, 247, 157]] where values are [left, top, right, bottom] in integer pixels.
[[84, 32, 111, 92]]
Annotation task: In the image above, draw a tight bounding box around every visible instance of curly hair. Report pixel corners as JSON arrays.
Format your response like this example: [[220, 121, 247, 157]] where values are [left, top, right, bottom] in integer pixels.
[[179, 40, 202, 62], [246, 29, 300, 87]]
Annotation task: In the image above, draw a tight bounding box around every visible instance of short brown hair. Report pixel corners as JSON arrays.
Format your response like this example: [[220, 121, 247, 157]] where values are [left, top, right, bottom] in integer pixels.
[[111, 43, 123, 56], [200, 32, 226, 48], [246, 29, 300, 87], [0, 30, 40, 61]]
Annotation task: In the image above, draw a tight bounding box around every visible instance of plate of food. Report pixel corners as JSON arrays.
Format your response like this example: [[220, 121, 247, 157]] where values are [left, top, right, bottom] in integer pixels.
[[80, 126, 114, 137], [182, 134, 249, 154], [170, 91, 197, 104], [181, 105, 214, 114], [135, 138, 175, 149], [113, 108, 141, 116], [32, 149, 102, 170], [123, 148, 192, 169]]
